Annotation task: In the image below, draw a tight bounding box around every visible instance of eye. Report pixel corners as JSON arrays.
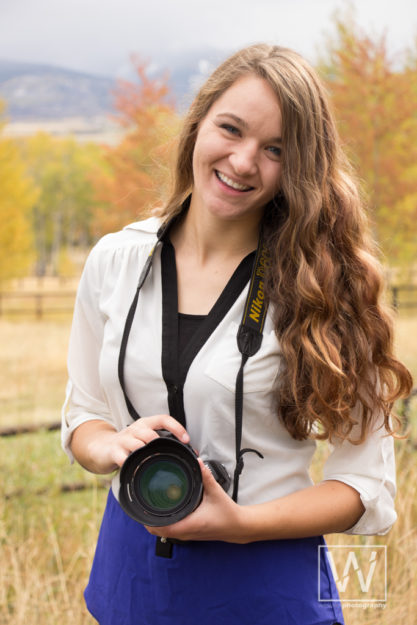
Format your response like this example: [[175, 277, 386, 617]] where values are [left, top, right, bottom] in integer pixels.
[[219, 123, 240, 136], [266, 145, 282, 159]]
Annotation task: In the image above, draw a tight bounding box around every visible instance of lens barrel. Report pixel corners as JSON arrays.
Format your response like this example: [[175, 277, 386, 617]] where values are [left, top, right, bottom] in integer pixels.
[[119, 430, 204, 527]]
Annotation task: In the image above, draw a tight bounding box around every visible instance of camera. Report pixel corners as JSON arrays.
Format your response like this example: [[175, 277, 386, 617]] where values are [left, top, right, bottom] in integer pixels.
[[119, 429, 231, 527]]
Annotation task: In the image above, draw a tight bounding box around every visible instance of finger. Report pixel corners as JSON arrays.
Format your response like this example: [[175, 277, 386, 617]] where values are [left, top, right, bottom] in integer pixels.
[[129, 427, 160, 445], [114, 437, 146, 466], [124, 437, 147, 452], [144, 524, 175, 538], [111, 447, 131, 468], [146, 415, 190, 444], [122, 422, 162, 447]]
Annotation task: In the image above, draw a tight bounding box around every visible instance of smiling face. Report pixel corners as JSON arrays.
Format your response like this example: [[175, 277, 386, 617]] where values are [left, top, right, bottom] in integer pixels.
[[189, 73, 283, 227]]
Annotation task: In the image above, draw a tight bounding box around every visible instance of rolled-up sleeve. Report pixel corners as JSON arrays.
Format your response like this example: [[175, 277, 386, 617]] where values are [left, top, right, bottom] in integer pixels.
[[322, 410, 397, 535], [61, 243, 115, 462]]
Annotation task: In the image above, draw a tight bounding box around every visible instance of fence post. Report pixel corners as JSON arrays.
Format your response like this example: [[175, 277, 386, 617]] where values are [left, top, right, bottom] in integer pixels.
[[35, 293, 43, 319], [392, 286, 398, 310]]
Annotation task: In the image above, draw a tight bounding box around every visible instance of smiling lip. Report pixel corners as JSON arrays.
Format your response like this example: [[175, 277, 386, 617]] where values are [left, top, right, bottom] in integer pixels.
[[215, 170, 254, 192]]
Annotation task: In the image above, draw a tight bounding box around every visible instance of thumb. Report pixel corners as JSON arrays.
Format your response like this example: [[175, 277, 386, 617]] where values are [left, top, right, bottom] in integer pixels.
[[198, 458, 219, 492]]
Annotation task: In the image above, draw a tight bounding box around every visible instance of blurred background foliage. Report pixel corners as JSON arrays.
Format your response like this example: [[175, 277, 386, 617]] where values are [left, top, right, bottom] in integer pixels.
[[0, 11, 416, 286]]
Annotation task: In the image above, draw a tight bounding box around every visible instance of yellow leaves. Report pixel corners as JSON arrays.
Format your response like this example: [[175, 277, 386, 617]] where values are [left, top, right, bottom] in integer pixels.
[[320, 13, 417, 265], [0, 111, 36, 283], [0, 58, 181, 280], [19, 132, 106, 276]]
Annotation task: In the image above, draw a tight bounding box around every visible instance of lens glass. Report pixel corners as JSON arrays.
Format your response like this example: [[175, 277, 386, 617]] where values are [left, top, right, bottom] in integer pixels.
[[136, 457, 190, 512]]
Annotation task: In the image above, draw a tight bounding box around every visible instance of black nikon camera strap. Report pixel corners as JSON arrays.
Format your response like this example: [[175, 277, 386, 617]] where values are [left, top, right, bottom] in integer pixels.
[[118, 216, 270, 503], [232, 239, 270, 502]]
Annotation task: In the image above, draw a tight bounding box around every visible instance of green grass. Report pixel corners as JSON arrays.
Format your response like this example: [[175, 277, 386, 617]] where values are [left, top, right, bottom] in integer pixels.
[[0, 429, 108, 624], [1, 429, 106, 496]]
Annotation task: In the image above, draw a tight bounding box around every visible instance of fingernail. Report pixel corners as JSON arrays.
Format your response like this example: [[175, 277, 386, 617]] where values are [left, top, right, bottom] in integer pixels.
[[181, 433, 190, 443]]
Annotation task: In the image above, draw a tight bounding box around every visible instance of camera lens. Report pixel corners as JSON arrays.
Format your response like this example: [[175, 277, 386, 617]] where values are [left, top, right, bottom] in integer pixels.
[[134, 456, 192, 512], [119, 430, 230, 528], [119, 432, 204, 526]]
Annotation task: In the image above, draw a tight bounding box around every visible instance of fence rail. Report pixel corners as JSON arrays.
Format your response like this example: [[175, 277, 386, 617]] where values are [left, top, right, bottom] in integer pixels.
[[391, 285, 417, 310], [1, 420, 110, 499], [4, 478, 111, 500], [1, 388, 416, 439], [1, 391, 416, 497], [0, 284, 416, 320], [0, 421, 61, 437], [0, 290, 76, 318]]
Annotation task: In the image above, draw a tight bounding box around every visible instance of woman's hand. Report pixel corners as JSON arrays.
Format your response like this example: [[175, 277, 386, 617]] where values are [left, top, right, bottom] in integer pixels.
[[144, 458, 246, 543], [145, 466, 365, 544], [70, 416, 190, 475]]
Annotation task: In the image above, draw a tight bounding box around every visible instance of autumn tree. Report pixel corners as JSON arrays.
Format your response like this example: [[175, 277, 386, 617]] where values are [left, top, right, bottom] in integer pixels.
[[319, 10, 417, 265], [0, 102, 36, 283], [92, 57, 180, 235]]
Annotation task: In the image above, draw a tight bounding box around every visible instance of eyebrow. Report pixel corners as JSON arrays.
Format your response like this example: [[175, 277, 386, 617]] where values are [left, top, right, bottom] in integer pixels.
[[216, 112, 249, 129], [215, 112, 282, 143]]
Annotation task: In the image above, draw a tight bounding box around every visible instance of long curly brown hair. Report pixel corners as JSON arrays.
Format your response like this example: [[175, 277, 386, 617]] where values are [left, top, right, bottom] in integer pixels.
[[158, 44, 413, 443]]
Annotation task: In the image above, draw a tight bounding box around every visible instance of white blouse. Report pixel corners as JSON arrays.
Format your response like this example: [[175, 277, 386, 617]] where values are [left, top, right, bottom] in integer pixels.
[[62, 217, 397, 536]]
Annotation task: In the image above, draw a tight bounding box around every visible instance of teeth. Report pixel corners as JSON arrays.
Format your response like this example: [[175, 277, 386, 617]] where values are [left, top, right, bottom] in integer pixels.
[[216, 171, 252, 191]]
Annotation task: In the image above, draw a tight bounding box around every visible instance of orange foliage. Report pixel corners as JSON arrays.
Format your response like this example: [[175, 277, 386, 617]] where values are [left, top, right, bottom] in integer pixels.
[[92, 57, 180, 236], [321, 16, 417, 263]]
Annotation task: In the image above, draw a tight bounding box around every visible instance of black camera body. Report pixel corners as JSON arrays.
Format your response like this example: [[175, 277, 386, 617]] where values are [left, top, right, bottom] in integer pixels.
[[119, 429, 231, 527]]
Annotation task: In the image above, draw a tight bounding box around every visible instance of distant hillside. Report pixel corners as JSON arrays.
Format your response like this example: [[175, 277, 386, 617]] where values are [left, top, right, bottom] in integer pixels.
[[0, 49, 229, 125], [0, 60, 115, 120]]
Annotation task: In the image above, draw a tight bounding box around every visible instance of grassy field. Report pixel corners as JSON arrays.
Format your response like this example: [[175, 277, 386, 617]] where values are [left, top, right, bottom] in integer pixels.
[[0, 319, 74, 427], [0, 314, 416, 625]]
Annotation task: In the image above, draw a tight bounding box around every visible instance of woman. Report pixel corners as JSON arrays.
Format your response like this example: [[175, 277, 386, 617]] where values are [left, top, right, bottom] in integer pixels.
[[62, 44, 412, 625]]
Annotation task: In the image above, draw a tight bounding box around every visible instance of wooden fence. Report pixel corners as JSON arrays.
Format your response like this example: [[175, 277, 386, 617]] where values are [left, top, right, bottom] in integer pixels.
[[0, 284, 416, 319], [1, 389, 416, 440], [1, 420, 110, 499], [1, 388, 416, 499], [391, 285, 417, 311], [0, 290, 76, 319]]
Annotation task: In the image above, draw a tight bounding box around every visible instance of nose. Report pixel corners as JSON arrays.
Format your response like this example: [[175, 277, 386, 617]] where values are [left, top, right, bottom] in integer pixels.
[[229, 140, 258, 177]]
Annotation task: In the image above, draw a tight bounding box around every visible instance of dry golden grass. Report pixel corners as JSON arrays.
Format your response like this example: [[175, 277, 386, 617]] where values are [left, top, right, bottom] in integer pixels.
[[0, 311, 416, 625], [0, 480, 105, 625], [394, 313, 417, 381], [0, 320, 70, 426], [324, 442, 417, 624]]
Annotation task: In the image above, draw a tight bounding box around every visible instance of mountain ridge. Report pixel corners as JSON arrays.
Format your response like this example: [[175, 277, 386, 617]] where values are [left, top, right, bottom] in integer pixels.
[[0, 59, 116, 121], [0, 50, 229, 123]]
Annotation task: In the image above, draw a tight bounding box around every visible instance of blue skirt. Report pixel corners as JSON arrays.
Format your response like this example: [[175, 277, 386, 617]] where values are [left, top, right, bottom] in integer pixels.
[[85, 490, 344, 625]]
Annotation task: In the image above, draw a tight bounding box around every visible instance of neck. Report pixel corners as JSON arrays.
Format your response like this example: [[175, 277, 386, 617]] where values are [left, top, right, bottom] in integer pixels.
[[171, 205, 262, 265]]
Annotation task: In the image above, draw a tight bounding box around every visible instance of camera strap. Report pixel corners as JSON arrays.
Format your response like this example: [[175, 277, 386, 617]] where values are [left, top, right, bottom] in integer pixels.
[[118, 214, 270, 503], [118, 219, 172, 421], [232, 239, 270, 502]]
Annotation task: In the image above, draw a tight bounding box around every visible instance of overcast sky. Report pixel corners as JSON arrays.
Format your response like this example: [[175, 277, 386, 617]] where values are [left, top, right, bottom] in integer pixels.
[[1, 0, 416, 77]]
